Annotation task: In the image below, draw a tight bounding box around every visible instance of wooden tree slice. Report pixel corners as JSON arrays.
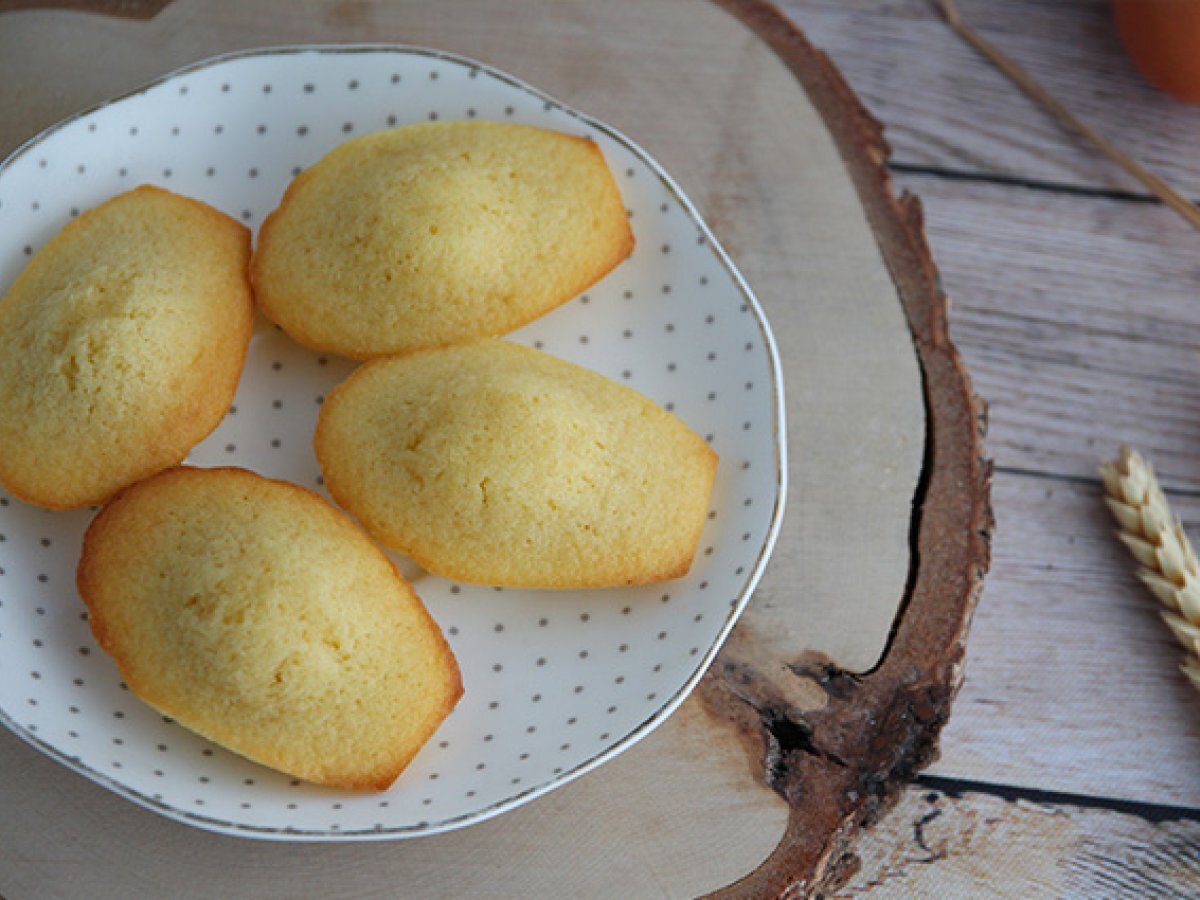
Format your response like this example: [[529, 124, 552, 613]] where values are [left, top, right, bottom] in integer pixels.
[[698, 2, 993, 894], [0, 1, 990, 896]]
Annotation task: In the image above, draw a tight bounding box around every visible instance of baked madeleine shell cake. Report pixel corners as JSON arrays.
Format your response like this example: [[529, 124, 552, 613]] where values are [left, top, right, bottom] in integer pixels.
[[251, 120, 634, 359], [0, 185, 253, 510], [315, 341, 718, 588], [76, 467, 462, 791]]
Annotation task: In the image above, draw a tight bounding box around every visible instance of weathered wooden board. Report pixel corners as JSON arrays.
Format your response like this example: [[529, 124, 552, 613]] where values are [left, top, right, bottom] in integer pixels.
[[866, 169, 1200, 805], [864, 172, 1200, 805], [0, 0, 989, 896], [837, 778, 1200, 897], [820, 158, 1200, 816], [931, 470, 1200, 808], [780, 0, 1200, 198], [890, 172, 1200, 490]]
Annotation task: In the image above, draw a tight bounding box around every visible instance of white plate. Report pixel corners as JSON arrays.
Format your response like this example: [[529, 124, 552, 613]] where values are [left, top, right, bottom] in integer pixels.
[[0, 46, 786, 840]]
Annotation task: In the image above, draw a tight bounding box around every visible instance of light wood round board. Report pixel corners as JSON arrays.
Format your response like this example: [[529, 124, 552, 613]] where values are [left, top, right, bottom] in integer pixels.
[[0, 0, 991, 895]]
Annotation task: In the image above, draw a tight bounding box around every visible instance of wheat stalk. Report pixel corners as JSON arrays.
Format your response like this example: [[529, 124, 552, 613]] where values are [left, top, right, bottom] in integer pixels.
[[1100, 447, 1200, 692], [936, 0, 1200, 234]]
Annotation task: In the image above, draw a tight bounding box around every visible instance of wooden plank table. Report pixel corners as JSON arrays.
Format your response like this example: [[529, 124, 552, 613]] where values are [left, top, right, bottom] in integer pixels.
[[1, 0, 1198, 894], [777, 0, 1200, 893]]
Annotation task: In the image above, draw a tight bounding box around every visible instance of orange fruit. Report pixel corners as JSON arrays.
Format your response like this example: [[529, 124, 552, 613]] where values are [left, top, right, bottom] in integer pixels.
[[1114, 0, 1200, 104]]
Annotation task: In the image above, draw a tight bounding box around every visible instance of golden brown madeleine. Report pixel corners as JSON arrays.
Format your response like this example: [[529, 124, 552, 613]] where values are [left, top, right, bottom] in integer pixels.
[[77, 467, 462, 791], [0, 186, 253, 510], [252, 121, 634, 359], [315, 341, 717, 588]]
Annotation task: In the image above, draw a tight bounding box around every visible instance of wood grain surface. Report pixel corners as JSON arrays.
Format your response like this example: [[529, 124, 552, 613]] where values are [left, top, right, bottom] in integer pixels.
[[0, 0, 988, 897], [928, 468, 1200, 805], [884, 174, 1200, 808], [888, 173, 1200, 488], [778, 0, 1200, 892], [836, 778, 1200, 897], [6, 0, 1197, 893], [786, 0, 1200, 199], [0, 702, 790, 898]]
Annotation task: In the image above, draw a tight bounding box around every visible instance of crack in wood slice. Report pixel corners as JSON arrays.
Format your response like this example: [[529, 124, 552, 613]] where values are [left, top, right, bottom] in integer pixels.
[[699, 1, 993, 896]]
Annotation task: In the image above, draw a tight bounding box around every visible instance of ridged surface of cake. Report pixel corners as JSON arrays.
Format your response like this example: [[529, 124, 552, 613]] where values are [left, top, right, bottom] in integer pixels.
[[76, 466, 462, 790], [315, 341, 718, 588], [0, 186, 253, 509], [252, 121, 634, 359]]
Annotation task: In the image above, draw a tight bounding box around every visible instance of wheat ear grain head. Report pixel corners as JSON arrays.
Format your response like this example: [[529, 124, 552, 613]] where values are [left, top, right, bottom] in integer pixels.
[[1100, 446, 1200, 690]]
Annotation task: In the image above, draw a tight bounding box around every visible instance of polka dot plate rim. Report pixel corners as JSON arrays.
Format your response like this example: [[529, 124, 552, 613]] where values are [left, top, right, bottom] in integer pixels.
[[0, 45, 787, 841]]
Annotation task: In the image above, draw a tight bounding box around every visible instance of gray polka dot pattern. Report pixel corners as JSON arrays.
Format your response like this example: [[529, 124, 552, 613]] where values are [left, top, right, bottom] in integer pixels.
[[0, 47, 784, 839]]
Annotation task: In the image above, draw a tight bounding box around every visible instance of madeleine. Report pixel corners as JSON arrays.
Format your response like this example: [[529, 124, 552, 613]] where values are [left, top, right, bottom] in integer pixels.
[[315, 341, 717, 588], [252, 121, 633, 359], [0, 186, 253, 509], [77, 467, 462, 790]]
